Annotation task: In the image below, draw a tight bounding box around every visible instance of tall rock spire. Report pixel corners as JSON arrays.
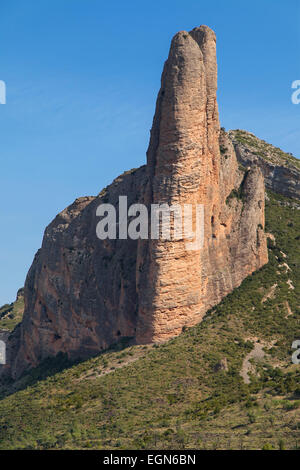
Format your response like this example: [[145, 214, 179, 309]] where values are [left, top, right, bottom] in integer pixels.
[[147, 26, 219, 177], [136, 26, 267, 342]]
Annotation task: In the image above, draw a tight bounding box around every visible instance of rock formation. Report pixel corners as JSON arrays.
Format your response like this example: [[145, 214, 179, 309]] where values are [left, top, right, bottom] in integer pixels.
[[2, 26, 268, 379], [135, 28, 268, 343], [229, 129, 300, 200]]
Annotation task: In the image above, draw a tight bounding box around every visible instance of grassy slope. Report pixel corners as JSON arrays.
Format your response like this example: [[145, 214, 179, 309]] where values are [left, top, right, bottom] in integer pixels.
[[0, 293, 24, 331], [0, 192, 299, 450]]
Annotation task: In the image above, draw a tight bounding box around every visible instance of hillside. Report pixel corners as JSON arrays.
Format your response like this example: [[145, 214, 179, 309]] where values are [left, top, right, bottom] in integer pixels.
[[0, 289, 24, 332], [0, 190, 299, 450]]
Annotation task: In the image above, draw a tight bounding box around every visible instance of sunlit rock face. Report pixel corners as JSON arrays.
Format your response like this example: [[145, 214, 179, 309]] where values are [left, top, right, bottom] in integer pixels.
[[135, 26, 268, 343], [3, 26, 268, 379]]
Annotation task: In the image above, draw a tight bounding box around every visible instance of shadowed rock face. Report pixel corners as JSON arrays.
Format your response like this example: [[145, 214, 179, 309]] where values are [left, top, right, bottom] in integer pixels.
[[8, 169, 148, 377], [3, 26, 268, 379], [228, 130, 300, 201]]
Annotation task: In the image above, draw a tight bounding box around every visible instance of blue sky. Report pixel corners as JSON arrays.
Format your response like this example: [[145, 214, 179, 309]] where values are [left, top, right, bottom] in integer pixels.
[[0, 0, 299, 305]]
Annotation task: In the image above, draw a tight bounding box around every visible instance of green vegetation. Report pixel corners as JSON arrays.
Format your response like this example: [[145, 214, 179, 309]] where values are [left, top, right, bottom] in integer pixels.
[[0, 290, 24, 331], [226, 170, 250, 205], [226, 188, 243, 205], [0, 192, 299, 449], [230, 129, 300, 171]]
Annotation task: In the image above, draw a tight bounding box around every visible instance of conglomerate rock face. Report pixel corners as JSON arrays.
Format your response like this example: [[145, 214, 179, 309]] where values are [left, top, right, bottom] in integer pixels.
[[3, 26, 268, 379], [135, 27, 268, 343]]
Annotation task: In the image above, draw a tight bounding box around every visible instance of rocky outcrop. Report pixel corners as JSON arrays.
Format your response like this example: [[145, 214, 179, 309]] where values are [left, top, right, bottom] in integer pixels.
[[135, 28, 267, 343], [2, 26, 268, 379], [228, 130, 300, 200], [7, 171, 147, 377]]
